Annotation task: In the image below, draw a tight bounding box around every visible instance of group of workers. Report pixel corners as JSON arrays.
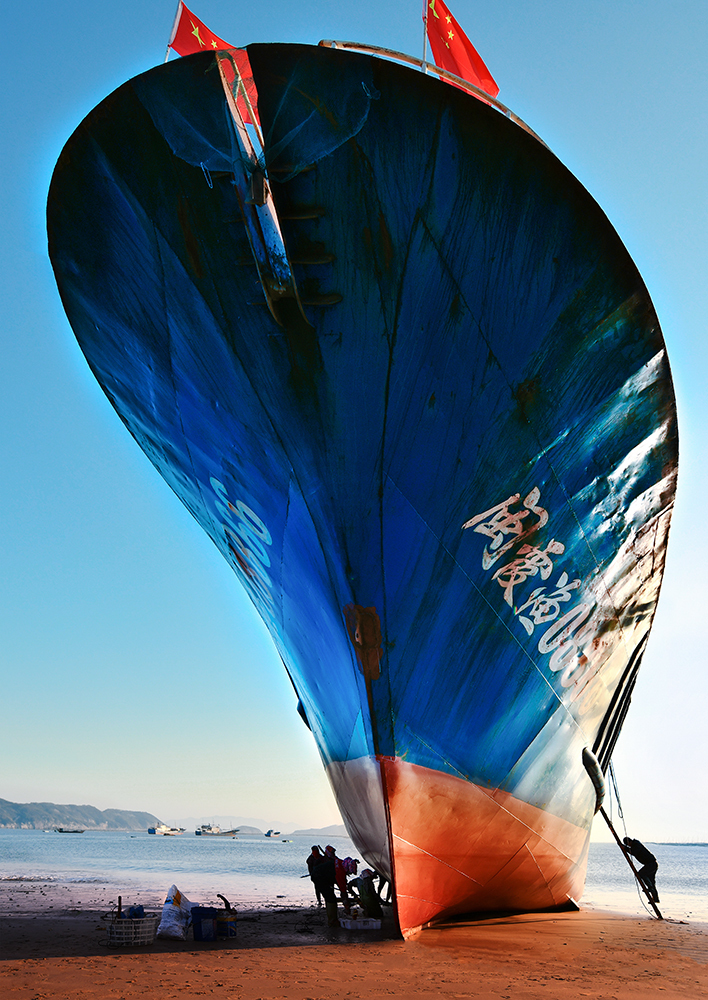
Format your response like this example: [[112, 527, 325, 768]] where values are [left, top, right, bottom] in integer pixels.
[[306, 845, 386, 927], [305, 835, 660, 927]]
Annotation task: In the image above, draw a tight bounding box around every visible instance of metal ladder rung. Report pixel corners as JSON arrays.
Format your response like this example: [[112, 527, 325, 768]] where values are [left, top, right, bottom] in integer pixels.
[[279, 207, 326, 220], [268, 164, 315, 174], [248, 292, 342, 308], [301, 293, 342, 306], [290, 253, 335, 265]]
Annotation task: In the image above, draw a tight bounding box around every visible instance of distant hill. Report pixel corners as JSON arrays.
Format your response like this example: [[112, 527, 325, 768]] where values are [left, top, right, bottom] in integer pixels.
[[289, 824, 349, 838], [0, 798, 161, 831]]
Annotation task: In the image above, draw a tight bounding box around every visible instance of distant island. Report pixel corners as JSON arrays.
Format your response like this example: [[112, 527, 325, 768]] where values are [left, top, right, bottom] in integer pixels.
[[289, 824, 348, 838], [0, 799, 352, 837], [0, 798, 161, 831]]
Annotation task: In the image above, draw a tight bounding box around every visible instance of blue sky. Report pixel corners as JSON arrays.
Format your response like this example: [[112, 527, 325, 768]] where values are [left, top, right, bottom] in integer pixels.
[[1, 1, 706, 838]]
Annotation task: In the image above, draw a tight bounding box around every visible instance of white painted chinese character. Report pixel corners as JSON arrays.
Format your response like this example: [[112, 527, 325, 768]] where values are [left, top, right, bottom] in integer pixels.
[[492, 539, 566, 606], [462, 487, 549, 569], [515, 571, 581, 635]]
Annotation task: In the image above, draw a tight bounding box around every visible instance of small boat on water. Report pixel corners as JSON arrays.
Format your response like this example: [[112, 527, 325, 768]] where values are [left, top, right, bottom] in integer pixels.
[[53, 828, 84, 834], [195, 824, 238, 836], [149, 824, 186, 836]]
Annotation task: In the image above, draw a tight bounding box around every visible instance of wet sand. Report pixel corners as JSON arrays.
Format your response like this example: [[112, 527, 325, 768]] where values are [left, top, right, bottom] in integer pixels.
[[1, 880, 707, 999]]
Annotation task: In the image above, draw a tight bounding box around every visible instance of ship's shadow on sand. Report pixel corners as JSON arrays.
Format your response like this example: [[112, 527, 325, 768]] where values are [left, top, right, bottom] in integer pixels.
[[0, 904, 399, 960]]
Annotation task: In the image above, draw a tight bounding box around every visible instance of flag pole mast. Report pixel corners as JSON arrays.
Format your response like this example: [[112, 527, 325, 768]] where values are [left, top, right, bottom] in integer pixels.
[[165, 0, 183, 62], [422, 0, 428, 73]]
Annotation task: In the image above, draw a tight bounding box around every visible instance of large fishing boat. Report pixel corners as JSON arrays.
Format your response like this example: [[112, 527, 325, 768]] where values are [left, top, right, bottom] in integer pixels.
[[47, 40, 677, 936]]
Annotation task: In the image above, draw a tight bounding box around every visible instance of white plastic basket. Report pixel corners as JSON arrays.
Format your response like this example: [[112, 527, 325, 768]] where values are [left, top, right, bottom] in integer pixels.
[[107, 914, 159, 947], [339, 916, 382, 930]]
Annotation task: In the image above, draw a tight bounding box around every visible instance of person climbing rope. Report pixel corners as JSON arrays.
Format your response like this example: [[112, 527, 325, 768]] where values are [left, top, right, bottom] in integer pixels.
[[623, 836, 660, 902]]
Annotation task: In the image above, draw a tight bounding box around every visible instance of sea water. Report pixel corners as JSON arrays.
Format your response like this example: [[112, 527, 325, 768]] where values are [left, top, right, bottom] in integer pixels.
[[0, 829, 339, 908], [1, 830, 705, 922], [583, 841, 708, 922]]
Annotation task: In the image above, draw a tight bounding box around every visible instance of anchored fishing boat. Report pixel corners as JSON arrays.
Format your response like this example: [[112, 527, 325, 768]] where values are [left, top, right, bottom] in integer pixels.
[[48, 35, 677, 936]]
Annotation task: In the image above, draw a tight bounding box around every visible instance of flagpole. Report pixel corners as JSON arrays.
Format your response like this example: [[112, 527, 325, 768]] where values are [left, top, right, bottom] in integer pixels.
[[165, 0, 183, 62], [421, 0, 428, 72]]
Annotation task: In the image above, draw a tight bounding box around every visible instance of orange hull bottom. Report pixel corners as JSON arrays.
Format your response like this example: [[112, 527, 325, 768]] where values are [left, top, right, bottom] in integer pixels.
[[380, 758, 591, 936]]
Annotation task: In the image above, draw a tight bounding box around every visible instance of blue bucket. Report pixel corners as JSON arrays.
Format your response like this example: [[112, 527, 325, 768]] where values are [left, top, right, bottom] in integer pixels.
[[191, 906, 218, 942]]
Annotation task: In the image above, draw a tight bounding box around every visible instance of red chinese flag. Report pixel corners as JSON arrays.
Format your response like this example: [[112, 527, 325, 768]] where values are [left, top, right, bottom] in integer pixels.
[[169, 1, 232, 56], [425, 0, 499, 98], [168, 2, 259, 125]]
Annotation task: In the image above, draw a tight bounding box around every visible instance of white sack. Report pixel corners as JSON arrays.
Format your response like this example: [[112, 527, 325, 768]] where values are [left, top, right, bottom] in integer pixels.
[[156, 884, 196, 940]]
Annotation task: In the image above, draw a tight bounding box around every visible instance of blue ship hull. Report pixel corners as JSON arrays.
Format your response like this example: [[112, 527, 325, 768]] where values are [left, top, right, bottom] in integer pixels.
[[48, 43, 677, 933]]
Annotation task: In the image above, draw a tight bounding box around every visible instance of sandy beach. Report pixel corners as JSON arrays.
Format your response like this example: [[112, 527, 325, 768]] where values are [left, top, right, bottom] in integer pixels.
[[1, 880, 707, 999]]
